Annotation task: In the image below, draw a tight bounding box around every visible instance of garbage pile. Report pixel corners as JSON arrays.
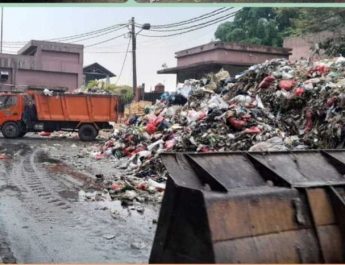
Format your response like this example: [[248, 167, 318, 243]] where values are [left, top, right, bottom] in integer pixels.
[[93, 57, 345, 200]]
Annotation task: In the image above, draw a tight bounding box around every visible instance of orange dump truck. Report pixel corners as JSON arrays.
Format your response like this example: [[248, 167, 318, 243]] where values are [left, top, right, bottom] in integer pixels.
[[0, 91, 119, 141]]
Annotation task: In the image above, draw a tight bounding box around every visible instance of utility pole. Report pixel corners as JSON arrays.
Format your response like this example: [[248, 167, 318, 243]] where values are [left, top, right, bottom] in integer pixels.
[[1, 7, 3, 54], [130, 18, 150, 102], [130, 17, 137, 100]]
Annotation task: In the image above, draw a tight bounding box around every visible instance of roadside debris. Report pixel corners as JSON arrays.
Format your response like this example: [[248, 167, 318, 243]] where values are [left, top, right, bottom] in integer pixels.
[[0, 153, 9, 160], [131, 240, 147, 250], [39, 131, 51, 137], [87, 56, 345, 202], [103, 234, 116, 240]]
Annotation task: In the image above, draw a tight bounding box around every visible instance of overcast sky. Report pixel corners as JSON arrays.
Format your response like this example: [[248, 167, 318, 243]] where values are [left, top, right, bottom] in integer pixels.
[[2, 7, 235, 91]]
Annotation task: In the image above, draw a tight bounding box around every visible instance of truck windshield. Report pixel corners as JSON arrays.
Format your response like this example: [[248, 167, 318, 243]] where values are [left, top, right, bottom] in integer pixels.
[[0, 95, 17, 109]]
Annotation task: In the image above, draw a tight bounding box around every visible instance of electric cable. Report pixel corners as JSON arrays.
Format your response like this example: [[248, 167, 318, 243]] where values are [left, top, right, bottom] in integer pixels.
[[115, 35, 131, 85]]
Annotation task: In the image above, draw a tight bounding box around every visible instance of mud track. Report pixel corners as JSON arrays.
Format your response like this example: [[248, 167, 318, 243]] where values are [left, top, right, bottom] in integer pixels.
[[0, 138, 157, 263]]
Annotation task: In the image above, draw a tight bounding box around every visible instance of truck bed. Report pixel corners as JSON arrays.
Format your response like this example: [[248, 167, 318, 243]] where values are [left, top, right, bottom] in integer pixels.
[[33, 93, 119, 122]]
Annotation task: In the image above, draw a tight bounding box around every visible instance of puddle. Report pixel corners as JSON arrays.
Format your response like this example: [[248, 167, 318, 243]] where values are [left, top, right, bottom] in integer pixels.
[[36, 152, 61, 164], [0, 142, 32, 157]]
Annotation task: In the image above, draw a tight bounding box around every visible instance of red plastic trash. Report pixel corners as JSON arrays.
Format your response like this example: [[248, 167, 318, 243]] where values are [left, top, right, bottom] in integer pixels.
[[244, 126, 261, 134], [146, 123, 157, 134], [228, 117, 247, 130], [39, 131, 51, 137], [279, 80, 296, 91], [295, 87, 305, 96], [259, 76, 275, 89]]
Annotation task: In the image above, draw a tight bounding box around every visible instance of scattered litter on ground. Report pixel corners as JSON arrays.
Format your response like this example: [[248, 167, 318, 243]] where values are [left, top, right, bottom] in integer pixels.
[[131, 240, 147, 250], [0, 154, 9, 160], [103, 234, 116, 240]]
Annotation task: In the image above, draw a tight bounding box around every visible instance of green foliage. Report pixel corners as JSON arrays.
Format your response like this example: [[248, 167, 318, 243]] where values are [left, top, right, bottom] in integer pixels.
[[86, 80, 99, 90], [85, 80, 133, 103], [215, 8, 288, 47], [289, 9, 345, 55], [289, 9, 345, 35], [214, 8, 345, 49]]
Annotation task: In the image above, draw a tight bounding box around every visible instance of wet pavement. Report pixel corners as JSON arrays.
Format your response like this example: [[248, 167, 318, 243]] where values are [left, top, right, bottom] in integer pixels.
[[0, 134, 159, 263]]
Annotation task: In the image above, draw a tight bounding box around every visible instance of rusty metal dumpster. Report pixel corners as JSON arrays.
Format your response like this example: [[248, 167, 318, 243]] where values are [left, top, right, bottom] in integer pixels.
[[149, 150, 345, 263]]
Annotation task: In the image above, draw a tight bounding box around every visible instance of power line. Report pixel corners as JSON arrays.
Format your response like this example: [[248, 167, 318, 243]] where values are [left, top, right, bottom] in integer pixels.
[[150, 7, 232, 29], [2, 22, 129, 45], [50, 24, 128, 42], [146, 8, 235, 33], [66, 25, 128, 44], [1, 9, 237, 53], [137, 8, 229, 29], [2, 9, 236, 48], [85, 33, 128, 48], [2, 8, 238, 47], [1, 25, 129, 49], [139, 10, 238, 38], [115, 35, 131, 85], [137, 25, 215, 51], [85, 50, 130, 54]]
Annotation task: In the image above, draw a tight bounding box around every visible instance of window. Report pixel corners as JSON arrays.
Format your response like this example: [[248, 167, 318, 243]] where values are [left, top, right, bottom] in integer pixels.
[[0, 96, 17, 109], [0, 71, 9, 81]]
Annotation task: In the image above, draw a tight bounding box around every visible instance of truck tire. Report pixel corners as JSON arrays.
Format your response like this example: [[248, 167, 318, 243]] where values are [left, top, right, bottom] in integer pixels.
[[78, 124, 98, 141], [2, 122, 20, 138]]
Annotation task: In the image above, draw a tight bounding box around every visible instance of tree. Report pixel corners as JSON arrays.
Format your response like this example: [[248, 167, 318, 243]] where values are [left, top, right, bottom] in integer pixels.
[[85, 80, 133, 103], [289, 8, 345, 35], [214, 8, 344, 49], [214, 8, 289, 47], [288, 8, 345, 55]]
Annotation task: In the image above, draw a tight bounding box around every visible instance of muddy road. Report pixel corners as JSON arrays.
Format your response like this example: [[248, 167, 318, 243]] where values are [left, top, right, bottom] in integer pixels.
[[0, 135, 159, 263]]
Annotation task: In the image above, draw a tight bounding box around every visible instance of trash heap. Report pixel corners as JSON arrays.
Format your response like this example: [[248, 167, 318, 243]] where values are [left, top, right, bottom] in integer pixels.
[[94, 57, 345, 201]]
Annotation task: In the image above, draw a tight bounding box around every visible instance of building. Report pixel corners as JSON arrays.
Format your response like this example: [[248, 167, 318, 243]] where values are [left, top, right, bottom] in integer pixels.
[[283, 31, 335, 62], [83, 62, 116, 85], [158, 41, 291, 83], [0, 40, 83, 91]]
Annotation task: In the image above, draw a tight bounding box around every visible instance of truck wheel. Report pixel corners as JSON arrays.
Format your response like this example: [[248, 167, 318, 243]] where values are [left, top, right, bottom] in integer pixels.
[[78, 124, 98, 141], [2, 122, 20, 138]]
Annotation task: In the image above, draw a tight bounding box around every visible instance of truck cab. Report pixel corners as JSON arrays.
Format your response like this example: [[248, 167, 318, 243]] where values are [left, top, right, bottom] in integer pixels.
[[0, 93, 28, 138]]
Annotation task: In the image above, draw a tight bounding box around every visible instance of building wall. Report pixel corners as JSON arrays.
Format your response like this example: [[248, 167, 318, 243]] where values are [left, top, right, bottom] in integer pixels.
[[175, 44, 290, 82], [175, 64, 248, 83], [0, 41, 83, 91], [159, 42, 292, 84], [40, 50, 80, 64], [16, 70, 78, 89], [177, 49, 290, 68], [283, 31, 335, 62], [176, 42, 291, 68]]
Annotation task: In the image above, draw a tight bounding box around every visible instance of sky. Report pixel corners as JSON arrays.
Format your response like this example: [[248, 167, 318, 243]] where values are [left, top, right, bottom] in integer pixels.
[[1, 7, 235, 91]]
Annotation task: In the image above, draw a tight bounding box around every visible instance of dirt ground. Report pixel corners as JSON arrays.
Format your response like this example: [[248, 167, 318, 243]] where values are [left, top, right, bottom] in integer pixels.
[[0, 134, 159, 263]]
